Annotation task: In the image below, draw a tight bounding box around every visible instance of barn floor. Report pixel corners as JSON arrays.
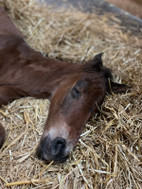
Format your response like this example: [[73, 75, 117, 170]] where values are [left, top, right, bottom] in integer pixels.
[[0, 0, 142, 188]]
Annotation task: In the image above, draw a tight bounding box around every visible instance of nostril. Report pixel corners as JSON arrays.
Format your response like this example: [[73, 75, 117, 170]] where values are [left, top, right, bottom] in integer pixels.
[[36, 136, 68, 163], [50, 137, 66, 156]]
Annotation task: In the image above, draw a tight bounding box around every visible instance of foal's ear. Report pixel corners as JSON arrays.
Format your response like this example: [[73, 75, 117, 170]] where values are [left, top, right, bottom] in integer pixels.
[[110, 81, 130, 93], [83, 53, 103, 71], [91, 53, 103, 67]]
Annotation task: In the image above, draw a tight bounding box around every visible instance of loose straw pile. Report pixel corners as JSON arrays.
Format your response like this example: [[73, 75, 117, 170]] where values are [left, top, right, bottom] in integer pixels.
[[0, 0, 142, 188]]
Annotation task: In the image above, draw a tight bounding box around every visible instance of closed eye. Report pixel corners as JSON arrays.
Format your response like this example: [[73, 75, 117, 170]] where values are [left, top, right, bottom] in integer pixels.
[[71, 85, 81, 99], [71, 78, 88, 99]]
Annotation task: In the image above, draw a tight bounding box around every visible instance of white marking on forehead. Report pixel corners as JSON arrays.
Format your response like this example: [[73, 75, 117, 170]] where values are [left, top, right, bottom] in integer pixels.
[[48, 122, 70, 140]]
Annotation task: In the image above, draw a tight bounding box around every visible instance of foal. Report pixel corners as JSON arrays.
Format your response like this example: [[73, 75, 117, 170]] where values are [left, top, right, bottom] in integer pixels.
[[0, 7, 127, 163]]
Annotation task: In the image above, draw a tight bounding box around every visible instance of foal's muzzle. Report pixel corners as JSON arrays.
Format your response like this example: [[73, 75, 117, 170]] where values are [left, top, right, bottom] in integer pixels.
[[36, 136, 69, 163]]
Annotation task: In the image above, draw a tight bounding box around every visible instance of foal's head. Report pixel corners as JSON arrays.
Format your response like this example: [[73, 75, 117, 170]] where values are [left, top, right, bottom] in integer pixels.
[[37, 53, 127, 163]]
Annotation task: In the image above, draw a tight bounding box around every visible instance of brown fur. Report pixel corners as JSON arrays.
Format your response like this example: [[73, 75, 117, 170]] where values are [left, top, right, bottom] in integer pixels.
[[0, 7, 128, 162]]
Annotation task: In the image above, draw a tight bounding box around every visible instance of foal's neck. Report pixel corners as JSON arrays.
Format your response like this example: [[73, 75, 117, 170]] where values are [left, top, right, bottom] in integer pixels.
[[18, 40, 81, 98]]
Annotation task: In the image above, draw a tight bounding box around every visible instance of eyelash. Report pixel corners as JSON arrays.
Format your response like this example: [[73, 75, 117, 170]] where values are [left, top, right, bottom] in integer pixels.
[[71, 86, 81, 99]]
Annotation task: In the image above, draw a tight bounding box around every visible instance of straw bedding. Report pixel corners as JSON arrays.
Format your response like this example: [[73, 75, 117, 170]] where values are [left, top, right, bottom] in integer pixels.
[[0, 0, 142, 188]]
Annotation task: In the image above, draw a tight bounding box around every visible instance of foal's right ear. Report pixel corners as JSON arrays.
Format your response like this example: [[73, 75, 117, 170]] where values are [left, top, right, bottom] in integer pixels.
[[83, 53, 103, 72], [110, 81, 130, 93]]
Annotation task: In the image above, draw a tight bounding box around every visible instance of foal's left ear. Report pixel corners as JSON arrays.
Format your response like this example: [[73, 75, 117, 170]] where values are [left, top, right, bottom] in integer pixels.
[[110, 81, 130, 93]]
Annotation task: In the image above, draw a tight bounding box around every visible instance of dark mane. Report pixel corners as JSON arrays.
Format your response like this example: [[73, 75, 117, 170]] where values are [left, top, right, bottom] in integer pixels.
[[102, 67, 112, 80]]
